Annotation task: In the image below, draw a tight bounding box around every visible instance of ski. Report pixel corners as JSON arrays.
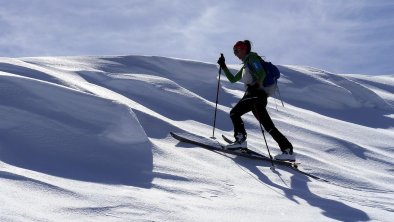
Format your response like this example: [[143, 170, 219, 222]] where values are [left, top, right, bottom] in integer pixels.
[[170, 132, 272, 162], [171, 132, 329, 182], [221, 134, 329, 182], [221, 134, 299, 167]]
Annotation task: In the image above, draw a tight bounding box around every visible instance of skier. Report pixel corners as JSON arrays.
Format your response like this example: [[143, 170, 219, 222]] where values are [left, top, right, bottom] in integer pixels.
[[217, 40, 295, 161]]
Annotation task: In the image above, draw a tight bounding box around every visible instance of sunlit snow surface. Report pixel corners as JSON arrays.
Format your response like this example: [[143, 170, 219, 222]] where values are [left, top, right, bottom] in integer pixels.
[[1, 56, 393, 221]]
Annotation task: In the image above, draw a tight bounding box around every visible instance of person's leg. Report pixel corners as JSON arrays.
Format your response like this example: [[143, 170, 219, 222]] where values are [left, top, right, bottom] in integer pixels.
[[229, 95, 258, 141], [230, 100, 250, 140], [252, 96, 293, 154]]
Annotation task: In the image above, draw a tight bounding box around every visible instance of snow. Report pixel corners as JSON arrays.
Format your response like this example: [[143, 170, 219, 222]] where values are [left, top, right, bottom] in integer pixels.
[[0, 55, 393, 221]]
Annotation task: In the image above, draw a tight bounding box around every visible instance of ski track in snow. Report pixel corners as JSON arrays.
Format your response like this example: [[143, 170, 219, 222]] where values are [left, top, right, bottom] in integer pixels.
[[0, 55, 393, 221]]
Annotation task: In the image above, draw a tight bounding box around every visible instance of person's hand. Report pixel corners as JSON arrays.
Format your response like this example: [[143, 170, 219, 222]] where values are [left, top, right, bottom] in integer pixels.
[[252, 82, 260, 89], [248, 82, 260, 89], [217, 53, 226, 68]]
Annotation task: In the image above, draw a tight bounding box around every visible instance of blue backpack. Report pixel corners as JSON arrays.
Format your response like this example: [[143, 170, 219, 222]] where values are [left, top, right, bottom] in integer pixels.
[[259, 57, 280, 87]]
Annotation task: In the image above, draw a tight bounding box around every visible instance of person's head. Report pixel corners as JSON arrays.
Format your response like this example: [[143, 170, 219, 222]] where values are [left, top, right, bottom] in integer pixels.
[[233, 40, 251, 60]]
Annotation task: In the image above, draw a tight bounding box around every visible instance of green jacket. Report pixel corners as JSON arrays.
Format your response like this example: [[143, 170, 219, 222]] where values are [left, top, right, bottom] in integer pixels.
[[222, 52, 266, 86]]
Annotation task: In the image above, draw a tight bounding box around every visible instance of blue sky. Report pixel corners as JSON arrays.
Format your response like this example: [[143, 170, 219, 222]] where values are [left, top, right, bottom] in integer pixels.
[[1, 0, 393, 75]]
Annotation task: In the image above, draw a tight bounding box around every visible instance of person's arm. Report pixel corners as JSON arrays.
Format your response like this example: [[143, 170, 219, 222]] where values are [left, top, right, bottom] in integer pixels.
[[222, 66, 243, 83], [217, 54, 243, 83]]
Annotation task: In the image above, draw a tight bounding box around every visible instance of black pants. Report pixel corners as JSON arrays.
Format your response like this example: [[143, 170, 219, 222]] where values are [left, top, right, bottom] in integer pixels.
[[230, 89, 293, 153]]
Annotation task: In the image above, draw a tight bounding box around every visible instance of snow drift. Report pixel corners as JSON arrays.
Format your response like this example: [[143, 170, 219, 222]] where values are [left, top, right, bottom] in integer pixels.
[[0, 55, 393, 221], [0, 69, 152, 186]]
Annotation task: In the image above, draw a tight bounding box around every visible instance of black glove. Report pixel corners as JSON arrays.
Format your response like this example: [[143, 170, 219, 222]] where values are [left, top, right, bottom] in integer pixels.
[[251, 82, 260, 89], [217, 53, 226, 68]]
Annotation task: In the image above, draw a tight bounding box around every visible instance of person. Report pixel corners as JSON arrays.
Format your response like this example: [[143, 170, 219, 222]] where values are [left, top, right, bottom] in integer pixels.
[[217, 40, 295, 161]]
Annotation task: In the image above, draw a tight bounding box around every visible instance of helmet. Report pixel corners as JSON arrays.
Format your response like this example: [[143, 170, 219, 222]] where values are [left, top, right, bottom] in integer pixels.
[[233, 41, 248, 51]]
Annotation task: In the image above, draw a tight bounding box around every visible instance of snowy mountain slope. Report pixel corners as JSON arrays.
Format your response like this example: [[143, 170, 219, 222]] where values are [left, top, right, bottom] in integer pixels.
[[0, 55, 393, 221], [345, 73, 394, 107], [0, 70, 152, 185]]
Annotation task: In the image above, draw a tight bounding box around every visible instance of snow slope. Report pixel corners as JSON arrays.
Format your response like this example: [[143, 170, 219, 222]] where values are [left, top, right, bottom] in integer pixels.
[[0, 55, 393, 222]]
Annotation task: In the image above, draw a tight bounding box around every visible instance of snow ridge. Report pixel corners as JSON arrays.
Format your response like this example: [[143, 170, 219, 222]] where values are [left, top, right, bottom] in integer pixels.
[[0, 55, 393, 221]]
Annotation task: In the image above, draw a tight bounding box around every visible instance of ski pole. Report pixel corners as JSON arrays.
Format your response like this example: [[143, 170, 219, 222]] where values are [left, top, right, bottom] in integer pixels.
[[259, 123, 274, 167], [212, 54, 223, 139], [253, 103, 275, 167]]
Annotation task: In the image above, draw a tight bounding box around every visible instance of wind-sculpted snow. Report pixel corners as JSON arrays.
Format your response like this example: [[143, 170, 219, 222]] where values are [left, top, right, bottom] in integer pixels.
[[0, 71, 152, 187], [278, 65, 393, 128], [0, 55, 393, 221]]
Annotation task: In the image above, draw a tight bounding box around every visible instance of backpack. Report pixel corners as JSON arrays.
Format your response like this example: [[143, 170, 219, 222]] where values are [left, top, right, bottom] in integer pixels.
[[258, 57, 280, 87]]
